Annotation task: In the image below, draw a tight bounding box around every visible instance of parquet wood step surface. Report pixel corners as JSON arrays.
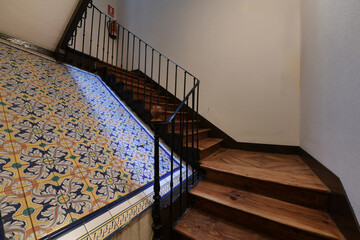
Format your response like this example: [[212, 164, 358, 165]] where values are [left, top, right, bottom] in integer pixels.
[[122, 81, 157, 91], [200, 148, 329, 193], [197, 138, 223, 151], [174, 209, 275, 240], [113, 73, 146, 82], [167, 120, 199, 131], [144, 101, 178, 111], [131, 94, 168, 103], [124, 85, 161, 95], [191, 181, 345, 240], [196, 138, 223, 159]]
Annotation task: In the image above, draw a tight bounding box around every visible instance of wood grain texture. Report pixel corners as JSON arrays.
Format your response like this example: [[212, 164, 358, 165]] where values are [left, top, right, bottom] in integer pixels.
[[191, 181, 345, 240], [198, 138, 223, 159], [174, 209, 274, 240], [205, 168, 329, 209], [201, 148, 329, 192]]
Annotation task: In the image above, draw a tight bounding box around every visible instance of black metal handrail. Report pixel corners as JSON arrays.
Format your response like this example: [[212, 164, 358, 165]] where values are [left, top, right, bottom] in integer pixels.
[[56, 1, 200, 239]]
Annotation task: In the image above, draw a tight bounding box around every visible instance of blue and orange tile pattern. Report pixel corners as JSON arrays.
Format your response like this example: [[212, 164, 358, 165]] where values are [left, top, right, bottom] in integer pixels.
[[0, 41, 187, 239]]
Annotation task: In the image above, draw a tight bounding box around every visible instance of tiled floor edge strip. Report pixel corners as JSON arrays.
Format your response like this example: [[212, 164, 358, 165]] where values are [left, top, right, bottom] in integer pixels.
[[87, 170, 193, 240]]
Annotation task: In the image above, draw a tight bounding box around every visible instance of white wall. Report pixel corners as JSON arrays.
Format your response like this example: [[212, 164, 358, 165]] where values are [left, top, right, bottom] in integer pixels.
[[116, 0, 300, 145], [0, 0, 79, 51], [301, 0, 360, 221]]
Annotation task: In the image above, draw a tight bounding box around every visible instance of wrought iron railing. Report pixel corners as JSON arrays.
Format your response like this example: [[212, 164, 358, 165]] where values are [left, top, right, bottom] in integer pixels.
[[56, 1, 200, 239]]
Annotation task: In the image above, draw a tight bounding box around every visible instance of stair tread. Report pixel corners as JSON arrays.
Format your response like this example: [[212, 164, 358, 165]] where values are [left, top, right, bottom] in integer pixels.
[[200, 148, 329, 193], [198, 138, 223, 151], [191, 181, 344, 240], [145, 100, 177, 106], [174, 128, 211, 135], [175, 209, 274, 240]]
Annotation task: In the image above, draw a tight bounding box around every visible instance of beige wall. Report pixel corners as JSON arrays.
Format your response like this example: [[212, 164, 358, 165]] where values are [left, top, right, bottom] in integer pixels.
[[0, 0, 301, 145], [300, 0, 360, 221], [0, 0, 79, 51], [116, 0, 300, 145]]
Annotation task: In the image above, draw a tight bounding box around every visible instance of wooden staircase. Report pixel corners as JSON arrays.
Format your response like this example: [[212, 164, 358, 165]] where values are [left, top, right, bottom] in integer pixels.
[[97, 62, 224, 161], [96, 63, 345, 240], [174, 149, 345, 240]]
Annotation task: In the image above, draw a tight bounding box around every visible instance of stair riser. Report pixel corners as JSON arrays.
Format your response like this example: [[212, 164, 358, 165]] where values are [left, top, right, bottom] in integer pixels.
[[121, 80, 153, 90], [195, 198, 329, 240], [161, 113, 184, 121], [124, 85, 161, 95], [131, 94, 168, 103], [168, 122, 198, 132], [199, 142, 222, 159], [144, 102, 176, 111], [205, 169, 328, 209], [182, 131, 208, 145]]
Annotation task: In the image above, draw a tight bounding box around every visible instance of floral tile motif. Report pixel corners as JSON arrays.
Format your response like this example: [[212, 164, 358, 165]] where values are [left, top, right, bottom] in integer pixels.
[[10, 119, 60, 144], [0, 41, 185, 239], [86, 166, 131, 204], [16, 145, 74, 180]]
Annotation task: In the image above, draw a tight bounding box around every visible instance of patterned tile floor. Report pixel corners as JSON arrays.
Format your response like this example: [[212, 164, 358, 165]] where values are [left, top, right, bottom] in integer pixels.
[[0, 41, 185, 239]]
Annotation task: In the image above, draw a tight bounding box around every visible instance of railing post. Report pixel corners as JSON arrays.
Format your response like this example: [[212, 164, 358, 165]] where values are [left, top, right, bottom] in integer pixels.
[[151, 105, 164, 240]]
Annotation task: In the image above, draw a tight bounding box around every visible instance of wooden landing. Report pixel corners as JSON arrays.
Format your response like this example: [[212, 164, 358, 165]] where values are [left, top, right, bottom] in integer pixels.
[[201, 148, 329, 193], [192, 181, 345, 240], [174, 209, 274, 240]]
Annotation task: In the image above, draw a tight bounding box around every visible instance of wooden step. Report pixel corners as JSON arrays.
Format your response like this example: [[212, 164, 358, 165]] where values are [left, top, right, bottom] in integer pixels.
[[145, 101, 177, 111], [124, 84, 161, 95], [191, 181, 345, 240], [174, 209, 275, 240], [200, 148, 329, 209], [131, 94, 169, 103], [119, 78, 153, 89], [168, 120, 199, 131], [151, 109, 187, 121], [175, 128, 210, 144], [129, 90, 168, 100], [113, 71, 146, 80], [197, 138, 223, 159], [98, 63, 149, 83], [97, 64, 136, 79]]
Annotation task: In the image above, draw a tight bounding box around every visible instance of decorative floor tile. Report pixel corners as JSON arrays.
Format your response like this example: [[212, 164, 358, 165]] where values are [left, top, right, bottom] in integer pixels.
[[0, 40, 188, 240], [1, 211, 36, 240]]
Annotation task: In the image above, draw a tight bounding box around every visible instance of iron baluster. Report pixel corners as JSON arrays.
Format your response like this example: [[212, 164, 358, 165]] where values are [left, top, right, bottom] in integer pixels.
[[89, 4, 94, 58], [196, 83, 200, 179], [144, 44, 147, 102], [170, 118, 175, 237], [138, 39, 141, 99], [131, 34, 135, 97], [115, 24, 120, 82], [150, 49, 154, 112], [192, 78, 195, 185], [120, 27, 125, 97], [179, 106, 183, 217], [152, 121, 162, 240], [106, 17, 110, 64], [158, 54, 161, 105], [102, 15, 106, 62], [96, 11, 101, 61], [111, 23, 114, 66]]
